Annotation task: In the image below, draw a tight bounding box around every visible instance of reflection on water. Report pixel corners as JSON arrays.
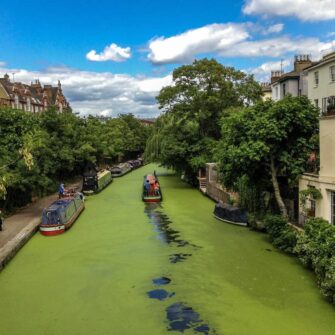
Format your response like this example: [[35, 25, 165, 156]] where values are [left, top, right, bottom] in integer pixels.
[[166, 302, 215, 335], [144, 203, 218, 334], [169, 253, 192, 264], [147, 289, 175, 301], [153, 277, 171, 285]]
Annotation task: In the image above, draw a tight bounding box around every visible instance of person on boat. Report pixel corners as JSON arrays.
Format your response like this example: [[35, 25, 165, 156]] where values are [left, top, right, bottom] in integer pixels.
[[59, 183, 66, 198], [154, 181, 160, 195], [144, 179, 150, 196], [149, 178, 155, 196], [0, 210, 3, 231]]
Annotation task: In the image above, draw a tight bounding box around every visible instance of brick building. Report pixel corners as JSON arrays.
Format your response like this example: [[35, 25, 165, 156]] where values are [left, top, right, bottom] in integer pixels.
[[0, 74, 70, 113]]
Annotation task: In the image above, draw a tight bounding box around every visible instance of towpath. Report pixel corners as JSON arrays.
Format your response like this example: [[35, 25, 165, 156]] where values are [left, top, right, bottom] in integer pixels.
[[0, 181, 81, 270]]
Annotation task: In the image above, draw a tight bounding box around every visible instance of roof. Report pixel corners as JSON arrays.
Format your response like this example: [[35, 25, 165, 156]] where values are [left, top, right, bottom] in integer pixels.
[[306, 53, 335, 72], [0, 76, 69, 107], [272, 70, 300, 85]]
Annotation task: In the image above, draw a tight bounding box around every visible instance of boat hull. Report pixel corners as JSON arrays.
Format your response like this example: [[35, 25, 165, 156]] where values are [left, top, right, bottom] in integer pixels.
[[39, 224, 65, 236], [39, 203, 85, 236], [143, 196, 162, 203], [213, 214, 248, 227]]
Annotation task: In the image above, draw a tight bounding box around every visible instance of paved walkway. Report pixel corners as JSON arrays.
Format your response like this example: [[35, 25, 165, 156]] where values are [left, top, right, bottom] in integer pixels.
[[0, 182, 81, 271]]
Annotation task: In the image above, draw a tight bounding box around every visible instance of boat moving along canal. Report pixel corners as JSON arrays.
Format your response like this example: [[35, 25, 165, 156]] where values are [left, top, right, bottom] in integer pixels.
[[142, 173, 162, 202], [82, 164, 113, 195], [39, 193, 85, 236]]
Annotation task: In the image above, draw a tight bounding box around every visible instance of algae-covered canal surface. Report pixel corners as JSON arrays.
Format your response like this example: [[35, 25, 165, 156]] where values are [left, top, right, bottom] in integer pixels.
[[0, 164, 335, 335]]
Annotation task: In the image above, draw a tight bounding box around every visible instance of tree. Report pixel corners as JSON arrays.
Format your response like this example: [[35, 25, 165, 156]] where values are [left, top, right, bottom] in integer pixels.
[[0, 108, 150, 210], [145, 58, 262, 179], [216, 95, 319, 218]]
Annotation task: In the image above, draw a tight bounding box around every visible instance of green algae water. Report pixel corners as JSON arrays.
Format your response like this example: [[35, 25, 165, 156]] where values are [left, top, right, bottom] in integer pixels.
[[0, 164, 335, 335]]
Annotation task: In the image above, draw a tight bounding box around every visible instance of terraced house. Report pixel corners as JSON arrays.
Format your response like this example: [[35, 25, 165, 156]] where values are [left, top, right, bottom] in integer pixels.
[[0, 74, 70, 112], [299, 51, 335, 225]]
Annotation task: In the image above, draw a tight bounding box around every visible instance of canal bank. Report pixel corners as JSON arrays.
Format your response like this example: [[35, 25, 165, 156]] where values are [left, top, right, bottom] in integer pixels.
[[0, 181, 82, 271], [0, 164, 334, 335]]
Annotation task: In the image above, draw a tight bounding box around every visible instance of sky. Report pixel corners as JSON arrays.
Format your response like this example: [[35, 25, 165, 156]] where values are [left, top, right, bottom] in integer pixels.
[[0, 0, 335, 117]]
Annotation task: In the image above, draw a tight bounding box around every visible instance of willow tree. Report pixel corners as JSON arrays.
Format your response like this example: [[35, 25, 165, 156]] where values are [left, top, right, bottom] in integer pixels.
[[145, 58, 262, 179], [216, 95, 319, 218]]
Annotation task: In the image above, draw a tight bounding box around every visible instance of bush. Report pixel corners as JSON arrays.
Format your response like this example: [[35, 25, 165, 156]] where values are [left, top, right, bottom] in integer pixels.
[[264, 215, 298, 254], [247, 212, 266, 231], [295, 218, 335, 303]]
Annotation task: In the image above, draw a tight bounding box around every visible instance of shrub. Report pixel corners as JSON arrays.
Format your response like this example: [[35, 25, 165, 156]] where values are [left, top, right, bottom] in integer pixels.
[[247, 212, 266, 232], [320, 257, 335, 304], [264, 215, 298, 254], [295, 218, 335, 303]]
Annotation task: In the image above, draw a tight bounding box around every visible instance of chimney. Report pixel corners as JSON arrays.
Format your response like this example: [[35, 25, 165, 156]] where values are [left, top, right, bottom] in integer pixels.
[[271, 71, 283, 84], [294, 55, 312, 73], [4, 73, 10, 82]]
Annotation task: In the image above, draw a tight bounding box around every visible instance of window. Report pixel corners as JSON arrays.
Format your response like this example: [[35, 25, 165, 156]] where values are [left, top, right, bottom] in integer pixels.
[[26, 98, 31, 112], [331, 192, 335, 224], [314, 99, 319, 108], [275, 86, 279, 98], [14, 95, 19, 109], [314, 71, 319, 86], [330, 66, 335, 82], [283, 83, 286, 97], [308, 186, 316, 218]]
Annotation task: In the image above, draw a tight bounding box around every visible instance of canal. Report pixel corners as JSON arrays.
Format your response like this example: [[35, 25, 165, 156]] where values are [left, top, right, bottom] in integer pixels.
[[0, 164, 334, 335]]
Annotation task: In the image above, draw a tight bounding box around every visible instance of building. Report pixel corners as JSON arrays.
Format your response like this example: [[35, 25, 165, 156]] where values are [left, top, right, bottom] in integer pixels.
[[0, 74, 70, 113], [198, 163, 237, 203], [299, 115, 335, 225], [138, 118, 155, 126], [299, 51, 335, 225], [271, 55, 312, 101], [261, 82, 272, 101], [306, 51, 335, 113]]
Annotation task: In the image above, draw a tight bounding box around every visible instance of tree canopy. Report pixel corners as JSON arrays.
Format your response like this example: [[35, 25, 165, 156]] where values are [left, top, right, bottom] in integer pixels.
[[215, 95, 319, 217], [145, 58, 262, 180], [0, 108, 149, 210]]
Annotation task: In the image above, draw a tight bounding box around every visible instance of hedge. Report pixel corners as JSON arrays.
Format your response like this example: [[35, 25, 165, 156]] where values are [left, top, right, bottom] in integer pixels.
[[264, 215, 335, 304]]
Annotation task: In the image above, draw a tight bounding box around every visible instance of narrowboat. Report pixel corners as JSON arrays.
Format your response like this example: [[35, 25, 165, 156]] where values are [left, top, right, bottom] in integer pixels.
[[82, 164, 113, 195], [213, 202, 248, 227], [39, 193, 85, 236], [110, 162, 132, 178], [142, 173, 162, 203]]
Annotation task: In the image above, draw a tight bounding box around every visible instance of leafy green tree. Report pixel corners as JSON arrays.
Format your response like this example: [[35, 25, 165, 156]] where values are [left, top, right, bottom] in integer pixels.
[[216, 95, 319, 218], [146, 58, 262, 180], [0, 108, 149, 210]]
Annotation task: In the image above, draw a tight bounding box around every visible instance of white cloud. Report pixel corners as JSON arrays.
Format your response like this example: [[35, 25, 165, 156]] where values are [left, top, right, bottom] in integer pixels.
[[86, 43, 131, 62], [0, 66, 172, 117], [247, 59, 291, 81], [0, 61, 6, 67], [219, 36, 335, 58], [243, 0, 335, 22], [265, 23, 284, 34], [146, 22, 335, 63], [148, 23, 250, 64]]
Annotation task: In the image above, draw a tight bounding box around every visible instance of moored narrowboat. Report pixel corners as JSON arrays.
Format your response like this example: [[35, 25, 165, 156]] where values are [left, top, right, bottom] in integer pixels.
[[39, 193, 85, 236], [213, 202, 248, 227], [142, 173, 162, 203], [82, 164, 113, 195], [110, 162, 132, 177]]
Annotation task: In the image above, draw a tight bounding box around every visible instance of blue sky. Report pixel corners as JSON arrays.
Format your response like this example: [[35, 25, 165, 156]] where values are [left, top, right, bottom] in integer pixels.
[[1, 0, 335, 116]]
